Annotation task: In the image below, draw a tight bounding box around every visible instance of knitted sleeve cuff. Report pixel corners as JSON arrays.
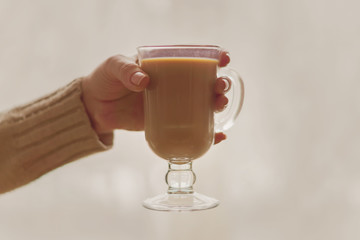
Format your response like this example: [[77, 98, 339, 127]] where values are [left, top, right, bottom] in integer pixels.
[[0, 79, 113, 190]]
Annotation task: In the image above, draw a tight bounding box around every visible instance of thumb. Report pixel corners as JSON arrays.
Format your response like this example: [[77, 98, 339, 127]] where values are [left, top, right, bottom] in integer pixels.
[[106, 55, 150, 92]]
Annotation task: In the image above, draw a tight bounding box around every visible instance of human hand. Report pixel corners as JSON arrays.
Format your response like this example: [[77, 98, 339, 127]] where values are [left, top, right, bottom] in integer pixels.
[[81, 51, 231, 144]]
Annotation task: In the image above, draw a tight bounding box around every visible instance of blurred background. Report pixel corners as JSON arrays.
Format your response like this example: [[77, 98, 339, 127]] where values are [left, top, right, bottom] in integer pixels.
[[0, 0, 359, 239]]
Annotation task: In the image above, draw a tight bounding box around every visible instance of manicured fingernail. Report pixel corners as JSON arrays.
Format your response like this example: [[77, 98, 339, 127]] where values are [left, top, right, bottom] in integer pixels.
[[131, 72, 146, 86], [221, 79, 227, 91], [223, 96, 229, 106], [225, 52, 230, 63]]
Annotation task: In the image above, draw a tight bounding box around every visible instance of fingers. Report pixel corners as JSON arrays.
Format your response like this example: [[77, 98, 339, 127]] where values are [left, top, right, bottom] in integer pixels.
[[105, 55, 149, 92], [219, 50, 230, 67], [213, 76, 230, 143], [214, 132, 227, 144], [214, 77, 227, 95], [214, 51, 231, 145], [214, 94, 228, 112], [214, 77, 230, 112], [214, 77, 231, 94]]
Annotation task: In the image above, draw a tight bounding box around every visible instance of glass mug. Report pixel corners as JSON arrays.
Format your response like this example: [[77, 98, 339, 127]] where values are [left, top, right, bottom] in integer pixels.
[[137, 45, 244, 211]]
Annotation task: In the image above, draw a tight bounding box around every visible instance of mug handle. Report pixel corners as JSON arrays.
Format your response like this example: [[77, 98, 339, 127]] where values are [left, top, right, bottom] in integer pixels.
[[215, 67, 245, 132]]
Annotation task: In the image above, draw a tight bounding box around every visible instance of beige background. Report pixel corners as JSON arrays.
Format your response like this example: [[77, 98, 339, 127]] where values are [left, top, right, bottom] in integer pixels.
[[0, 0, 359, 239]]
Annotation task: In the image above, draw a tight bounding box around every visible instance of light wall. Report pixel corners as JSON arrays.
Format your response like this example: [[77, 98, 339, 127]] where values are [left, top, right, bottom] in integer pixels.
[[0, 0, 359, 239]]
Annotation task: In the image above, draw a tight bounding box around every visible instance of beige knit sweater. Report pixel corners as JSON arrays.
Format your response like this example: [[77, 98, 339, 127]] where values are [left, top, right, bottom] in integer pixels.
[[0, 79, 112, 193]]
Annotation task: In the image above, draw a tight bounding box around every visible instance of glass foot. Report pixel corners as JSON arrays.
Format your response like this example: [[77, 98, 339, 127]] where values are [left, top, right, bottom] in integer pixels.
[[143, 192, 219, 212]]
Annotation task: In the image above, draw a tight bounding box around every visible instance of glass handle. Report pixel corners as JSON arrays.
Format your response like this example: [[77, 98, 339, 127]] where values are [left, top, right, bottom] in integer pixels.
[[215, 67, 245, 132]]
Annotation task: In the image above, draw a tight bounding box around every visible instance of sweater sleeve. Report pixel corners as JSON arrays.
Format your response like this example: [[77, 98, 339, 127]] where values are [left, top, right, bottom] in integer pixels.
[[0, 79, 113, 193]]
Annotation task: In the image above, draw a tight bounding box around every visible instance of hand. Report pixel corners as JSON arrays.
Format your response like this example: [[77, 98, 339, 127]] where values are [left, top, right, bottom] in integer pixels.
[[81, 51, 231, 144]]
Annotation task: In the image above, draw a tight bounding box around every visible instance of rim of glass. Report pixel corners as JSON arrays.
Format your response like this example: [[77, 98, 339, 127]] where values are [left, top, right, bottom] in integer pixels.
[[137, 44, 221, 50]]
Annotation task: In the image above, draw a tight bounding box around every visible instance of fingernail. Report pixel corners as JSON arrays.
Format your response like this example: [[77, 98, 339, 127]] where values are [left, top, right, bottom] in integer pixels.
[[222, 80, 227, 92], [131, 72, 146, 86], [225, 52, 230, 63], [223, 96, 229, 105]]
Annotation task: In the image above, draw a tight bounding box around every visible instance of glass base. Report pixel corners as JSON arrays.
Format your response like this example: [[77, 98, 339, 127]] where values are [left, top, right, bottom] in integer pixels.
[[143, 192, 219, 212]]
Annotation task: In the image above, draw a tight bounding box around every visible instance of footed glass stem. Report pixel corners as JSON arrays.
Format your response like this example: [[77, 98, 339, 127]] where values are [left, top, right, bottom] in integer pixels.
[[143, 161, 219, 211]]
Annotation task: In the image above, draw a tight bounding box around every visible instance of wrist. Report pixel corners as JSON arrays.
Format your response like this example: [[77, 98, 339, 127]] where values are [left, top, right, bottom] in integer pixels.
[[80, 77, 105, 134]]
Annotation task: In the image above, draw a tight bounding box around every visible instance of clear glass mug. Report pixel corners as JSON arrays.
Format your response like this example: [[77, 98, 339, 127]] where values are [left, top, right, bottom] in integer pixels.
[[137, 45, 244, 211]]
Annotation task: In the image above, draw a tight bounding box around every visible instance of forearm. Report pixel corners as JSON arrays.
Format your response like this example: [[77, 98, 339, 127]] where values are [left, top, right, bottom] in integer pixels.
[[0, 79, 113, 194]]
